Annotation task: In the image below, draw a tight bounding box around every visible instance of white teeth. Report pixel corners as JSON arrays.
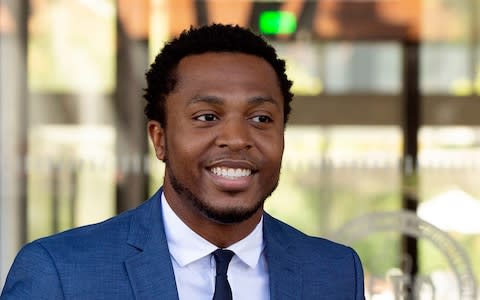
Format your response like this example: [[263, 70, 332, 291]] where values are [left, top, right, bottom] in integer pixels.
[[211, 167, 252, 179]]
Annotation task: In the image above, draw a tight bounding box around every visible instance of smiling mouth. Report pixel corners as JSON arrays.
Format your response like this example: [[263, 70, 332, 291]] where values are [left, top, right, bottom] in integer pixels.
[[210, 167, 252, 179]]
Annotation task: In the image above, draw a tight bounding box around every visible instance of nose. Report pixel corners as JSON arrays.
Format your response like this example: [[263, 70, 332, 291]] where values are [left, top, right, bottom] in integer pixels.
[[215, 117, 253, 151]]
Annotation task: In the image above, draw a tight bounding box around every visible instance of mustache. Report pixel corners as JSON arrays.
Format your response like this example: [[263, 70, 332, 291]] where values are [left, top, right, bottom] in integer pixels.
[[162, 144, 259, 170], [206, 153, 258, 166]]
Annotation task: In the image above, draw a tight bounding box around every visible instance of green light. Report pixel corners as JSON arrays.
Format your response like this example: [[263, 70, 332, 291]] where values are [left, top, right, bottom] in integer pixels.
[[259, 11, 297, 35]]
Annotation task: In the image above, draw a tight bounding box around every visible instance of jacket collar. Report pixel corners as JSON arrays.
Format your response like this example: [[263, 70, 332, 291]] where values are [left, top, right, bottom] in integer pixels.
[[124, 189, 180, 300], [264, 213, 303, 300], [123, 189, 302, 300]]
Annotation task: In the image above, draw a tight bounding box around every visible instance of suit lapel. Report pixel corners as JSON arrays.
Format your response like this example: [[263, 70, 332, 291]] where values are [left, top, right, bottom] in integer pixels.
[[264, 214, 302, 300], [124, 190, 179, 300], [122, 192, 304, 299]]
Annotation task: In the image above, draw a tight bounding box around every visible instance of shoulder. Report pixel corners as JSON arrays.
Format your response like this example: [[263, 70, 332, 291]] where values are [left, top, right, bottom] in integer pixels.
[[264, 213, 359, 261], [264, 213, 365, 298], [1, 196, 159, 298], [17, 194, 157, 264], [35, 206, 135, 256], [1, 241, 65, 299]]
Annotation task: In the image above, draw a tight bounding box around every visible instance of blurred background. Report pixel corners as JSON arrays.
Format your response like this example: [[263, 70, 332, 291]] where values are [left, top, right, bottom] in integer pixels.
[[0, 0, 479, 299]]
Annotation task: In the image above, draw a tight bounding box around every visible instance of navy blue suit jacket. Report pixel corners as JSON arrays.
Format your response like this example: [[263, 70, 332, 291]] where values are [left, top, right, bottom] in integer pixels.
[[2, 189, 365, 299]]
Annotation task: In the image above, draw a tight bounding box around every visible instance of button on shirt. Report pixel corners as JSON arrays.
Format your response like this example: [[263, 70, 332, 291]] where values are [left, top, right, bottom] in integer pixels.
[[161, 194, 270, 300]]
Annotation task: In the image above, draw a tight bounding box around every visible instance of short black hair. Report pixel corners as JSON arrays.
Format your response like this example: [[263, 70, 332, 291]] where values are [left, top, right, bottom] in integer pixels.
[[143, 24, 293, 126]]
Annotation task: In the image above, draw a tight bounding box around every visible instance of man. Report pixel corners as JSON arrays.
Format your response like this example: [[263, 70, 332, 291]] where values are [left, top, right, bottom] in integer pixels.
[[2, 24, 365, 299]]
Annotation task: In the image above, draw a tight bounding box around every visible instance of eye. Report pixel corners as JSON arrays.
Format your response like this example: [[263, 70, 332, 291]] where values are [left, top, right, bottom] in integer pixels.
[[251, 115, 273, 123], [194, 113, 218, 122]]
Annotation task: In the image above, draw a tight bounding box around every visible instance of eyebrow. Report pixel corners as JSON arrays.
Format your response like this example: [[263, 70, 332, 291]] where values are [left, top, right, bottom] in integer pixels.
[[188, 95, 223, 105], [248, 96, 279, 107], [188, 95, 280, 107]]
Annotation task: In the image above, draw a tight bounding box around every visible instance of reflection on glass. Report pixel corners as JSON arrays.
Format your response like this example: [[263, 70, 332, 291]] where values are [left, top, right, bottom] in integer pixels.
[[421, 43, 473, 95], [27, 0, 117, 241], [421, 0, 470, 42], [27, 126, 116, 241], [272, 41, 402, 95], [28, 0, 115, 92], [420, 0, 478, 96], [476, 45, 480, 95], [323, 42, 402, 94], [272, 41, 323, 95], [418, 126, 480, 295]]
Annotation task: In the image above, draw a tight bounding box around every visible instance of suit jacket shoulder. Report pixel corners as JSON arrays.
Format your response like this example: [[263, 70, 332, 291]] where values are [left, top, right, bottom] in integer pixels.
[[2, 191, 364, 300], [1, 190, 178, 300], [264, 213, 365, 300]]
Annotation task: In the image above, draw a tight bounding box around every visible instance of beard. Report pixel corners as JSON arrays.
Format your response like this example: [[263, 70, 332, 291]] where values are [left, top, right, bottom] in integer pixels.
[[167, 164, 273, 224], [163, 146, 279, 224]]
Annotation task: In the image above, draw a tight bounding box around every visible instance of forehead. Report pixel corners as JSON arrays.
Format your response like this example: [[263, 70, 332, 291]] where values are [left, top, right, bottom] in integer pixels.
[[164, 52, 285, 123], [174, 52, 280, 90]]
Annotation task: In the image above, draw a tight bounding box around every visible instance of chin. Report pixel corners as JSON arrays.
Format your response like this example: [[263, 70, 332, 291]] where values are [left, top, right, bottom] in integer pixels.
[[168, 166, 273, 224], [202, 203, 263, 224]]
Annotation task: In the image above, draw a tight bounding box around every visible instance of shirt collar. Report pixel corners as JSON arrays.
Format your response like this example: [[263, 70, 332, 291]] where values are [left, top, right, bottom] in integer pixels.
[[161, 192, 264, 269]]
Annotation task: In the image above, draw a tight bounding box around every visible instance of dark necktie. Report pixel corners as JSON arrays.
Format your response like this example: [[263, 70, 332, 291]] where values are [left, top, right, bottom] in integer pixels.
[[212, 249, 235, 300]]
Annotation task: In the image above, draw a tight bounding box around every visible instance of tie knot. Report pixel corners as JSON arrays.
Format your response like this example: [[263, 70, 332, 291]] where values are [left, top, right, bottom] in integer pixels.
[[213, 249, 235, 276]]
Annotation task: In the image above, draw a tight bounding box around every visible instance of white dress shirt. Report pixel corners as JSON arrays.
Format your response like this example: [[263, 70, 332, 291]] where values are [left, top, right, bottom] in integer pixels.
[[161, 193, 270, 300]]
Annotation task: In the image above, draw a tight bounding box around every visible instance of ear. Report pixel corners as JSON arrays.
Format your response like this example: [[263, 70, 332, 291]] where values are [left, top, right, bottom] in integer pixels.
[[147, 120, 166, 162]]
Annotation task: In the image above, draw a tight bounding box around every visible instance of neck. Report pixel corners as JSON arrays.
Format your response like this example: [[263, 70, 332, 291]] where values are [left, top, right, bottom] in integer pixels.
[[163, 187, 263, 248], [193, 211, 263, 248]]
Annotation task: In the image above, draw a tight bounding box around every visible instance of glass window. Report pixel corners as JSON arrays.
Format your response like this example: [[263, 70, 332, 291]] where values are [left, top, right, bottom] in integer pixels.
[[27, 0, 116, 241], [323, 42, 402, 94], [272, 41, 402, 95], [29, 0, 115, 93], [27, 126, 116, 240], [272, 41, 324, 96], [420, 0, 478, 95], [417, 126, 480, 295], [421, 43, 473, 95]]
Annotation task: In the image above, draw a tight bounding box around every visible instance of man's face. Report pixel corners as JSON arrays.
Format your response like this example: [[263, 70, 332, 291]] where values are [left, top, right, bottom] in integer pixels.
[[149, 52, 285, 225]]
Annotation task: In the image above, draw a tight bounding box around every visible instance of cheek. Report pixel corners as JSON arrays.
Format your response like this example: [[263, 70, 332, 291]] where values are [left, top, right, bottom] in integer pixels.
[[167, 133, 208, 165], [258, 134, 284, 164]]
